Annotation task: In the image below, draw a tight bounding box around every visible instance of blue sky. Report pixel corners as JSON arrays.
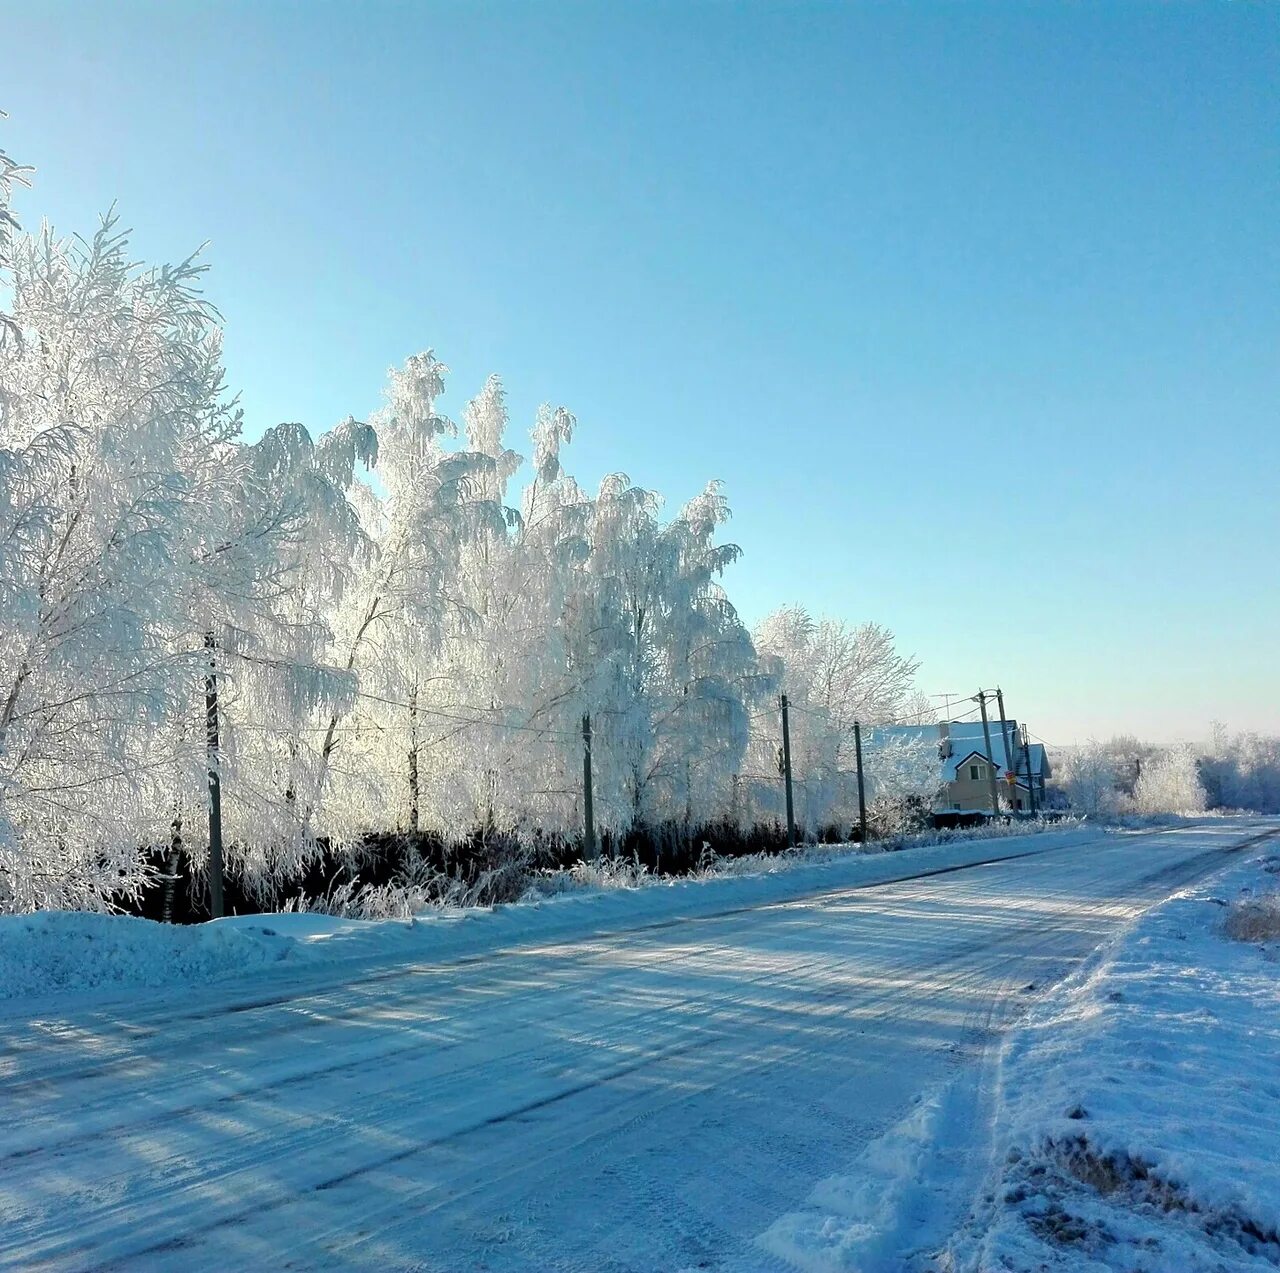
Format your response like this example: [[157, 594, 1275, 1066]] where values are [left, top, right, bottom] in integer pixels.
[[5, 1, 1277, 744]]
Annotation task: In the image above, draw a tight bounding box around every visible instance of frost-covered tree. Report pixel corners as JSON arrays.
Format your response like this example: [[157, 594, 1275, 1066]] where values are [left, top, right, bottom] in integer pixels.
[[0, 199, 304, 910], [1056, 741, 1122, 816], [1200, 725, 1280, 813], [199, 417, 378, 896], [2, 128, 965, 914], [756, 609, 920, 725], [746, 608, 924, 835], [554, 474, 760, 835], [860, 728, 942, 835], [297, 353, 510, 847], [1133, 743, 1207, 815]]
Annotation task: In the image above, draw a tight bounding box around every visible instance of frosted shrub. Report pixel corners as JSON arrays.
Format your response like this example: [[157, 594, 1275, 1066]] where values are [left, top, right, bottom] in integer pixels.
[[1224, 892, 1280, 944], [526, 856, 650, 898], [283, 879, 438, 921]]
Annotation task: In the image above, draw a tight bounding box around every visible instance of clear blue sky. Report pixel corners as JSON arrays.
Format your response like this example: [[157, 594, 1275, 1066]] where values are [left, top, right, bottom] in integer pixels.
[[5, 1, 1277, 745]]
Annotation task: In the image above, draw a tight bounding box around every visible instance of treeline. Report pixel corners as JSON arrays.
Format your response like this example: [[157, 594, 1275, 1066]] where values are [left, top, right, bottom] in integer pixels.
[[1052, 729, 1280, 817], [0, 138, 937, 915]]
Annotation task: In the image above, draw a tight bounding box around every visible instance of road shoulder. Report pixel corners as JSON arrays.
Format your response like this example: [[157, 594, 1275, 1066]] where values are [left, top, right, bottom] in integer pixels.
[[939, 833, 1280, 1272]]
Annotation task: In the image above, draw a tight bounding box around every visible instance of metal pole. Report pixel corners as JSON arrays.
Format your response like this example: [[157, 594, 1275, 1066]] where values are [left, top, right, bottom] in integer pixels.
[[781, 694, 796, 848], [582, 713, 597, 860], [205, 631, 226, 919], [977, 690, 1002, 818], [853, 720, 868, 843]]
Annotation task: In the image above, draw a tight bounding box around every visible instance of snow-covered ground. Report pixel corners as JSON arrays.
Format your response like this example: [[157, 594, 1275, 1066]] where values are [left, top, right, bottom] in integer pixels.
[[936, 828, 1280, 1272], [0, 820, 1088, 1010], [0, 818, 1274, 1271], [758, 818, 1280, 1273]]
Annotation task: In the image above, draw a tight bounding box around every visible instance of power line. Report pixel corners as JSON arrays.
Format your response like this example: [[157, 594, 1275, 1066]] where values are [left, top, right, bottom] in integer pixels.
[[349, 688, 578, 737]]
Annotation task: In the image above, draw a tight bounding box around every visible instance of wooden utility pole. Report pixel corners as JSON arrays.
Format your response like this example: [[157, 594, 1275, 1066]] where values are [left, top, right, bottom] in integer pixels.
[[995, 687, 1017, 811], [582, 713, 597, 860], [205, 632, 226, 919], [853, 720, 868, 843], [781, 694, 796, 848], [407, 683, 420, 834], [995, 688, 1013, 774], [1022, 725, 1038, 816], [977, 690, 1002, 818]]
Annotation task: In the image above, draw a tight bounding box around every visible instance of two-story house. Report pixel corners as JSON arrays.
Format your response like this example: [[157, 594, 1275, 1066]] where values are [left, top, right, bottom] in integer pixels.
[[879, 719, 1049, 814]]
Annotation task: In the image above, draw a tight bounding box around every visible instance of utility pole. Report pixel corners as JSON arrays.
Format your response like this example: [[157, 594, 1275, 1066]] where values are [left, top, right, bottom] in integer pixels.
[[582, 713, 597, 860], [995, 688, 1013, 775], [780, 694, 796, 848], [205, 631, 226, 919], [1021, 724, 1038, 816], [977, 689, 1002, 818], [996, 687, 1017, 812], [407, 682, 420, 834], [853, 720, 868, 843]]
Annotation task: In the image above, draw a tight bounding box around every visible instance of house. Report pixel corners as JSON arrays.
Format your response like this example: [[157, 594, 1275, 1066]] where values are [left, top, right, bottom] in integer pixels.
[[878, 718, 1049, 814]]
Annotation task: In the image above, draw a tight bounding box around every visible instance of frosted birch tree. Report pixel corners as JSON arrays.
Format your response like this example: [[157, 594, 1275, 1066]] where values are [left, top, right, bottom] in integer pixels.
[[1, 128, 976, 912], [0, 204, 274, 910]]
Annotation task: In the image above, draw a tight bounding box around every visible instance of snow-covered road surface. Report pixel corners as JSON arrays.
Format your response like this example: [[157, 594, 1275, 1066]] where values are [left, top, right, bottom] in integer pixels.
[[1, 820, 1274, 1272]]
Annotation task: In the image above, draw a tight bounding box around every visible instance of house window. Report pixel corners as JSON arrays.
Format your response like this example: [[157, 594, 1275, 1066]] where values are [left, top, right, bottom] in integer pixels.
[[969, 764, 982, 781]]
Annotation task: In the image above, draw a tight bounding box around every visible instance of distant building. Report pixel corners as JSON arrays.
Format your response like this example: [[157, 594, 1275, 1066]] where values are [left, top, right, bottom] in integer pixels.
[[878, 719, 1049, 814]]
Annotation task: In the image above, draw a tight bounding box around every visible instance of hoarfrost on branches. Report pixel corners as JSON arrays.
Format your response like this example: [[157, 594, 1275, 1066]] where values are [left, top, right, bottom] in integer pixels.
[[3, 131, 1273, 915]]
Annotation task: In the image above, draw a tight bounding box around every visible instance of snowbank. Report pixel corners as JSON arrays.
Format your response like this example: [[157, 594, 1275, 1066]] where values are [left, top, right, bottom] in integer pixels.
[[945, 844, 1280, 1271], [0, 822, 1107, 1009], [0, 911, 294, 1001]]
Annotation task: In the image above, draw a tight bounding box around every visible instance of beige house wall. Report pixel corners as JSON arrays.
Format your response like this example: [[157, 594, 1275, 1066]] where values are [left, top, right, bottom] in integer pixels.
[[944, 767, 1034, 813], [946, 758, 1001, 812]]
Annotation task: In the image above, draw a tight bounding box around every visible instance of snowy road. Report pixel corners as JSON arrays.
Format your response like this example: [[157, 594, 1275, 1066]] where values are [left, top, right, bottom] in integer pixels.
[[1, 821, 1274, 1272]]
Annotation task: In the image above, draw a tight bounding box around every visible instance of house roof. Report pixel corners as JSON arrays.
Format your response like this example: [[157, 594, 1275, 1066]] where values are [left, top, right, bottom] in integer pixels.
[[872, 721, 1048, 781], [951, 748, 996, 781]]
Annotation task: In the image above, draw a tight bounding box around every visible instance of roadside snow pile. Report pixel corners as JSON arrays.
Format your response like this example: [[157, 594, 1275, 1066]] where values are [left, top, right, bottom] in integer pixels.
[[946, 847, 1280, 1272], [0, 911, 295, 1001]]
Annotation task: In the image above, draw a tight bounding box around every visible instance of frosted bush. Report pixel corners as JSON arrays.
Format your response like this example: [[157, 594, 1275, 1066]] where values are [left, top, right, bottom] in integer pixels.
[[1224, 892, 1280, 944]]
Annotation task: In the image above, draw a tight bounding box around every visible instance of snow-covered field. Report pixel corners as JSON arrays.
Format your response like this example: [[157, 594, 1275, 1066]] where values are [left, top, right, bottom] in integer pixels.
[[0, 818, 1274, 1271]]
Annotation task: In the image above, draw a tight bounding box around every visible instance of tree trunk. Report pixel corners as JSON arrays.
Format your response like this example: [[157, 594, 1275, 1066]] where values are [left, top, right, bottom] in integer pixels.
[[306, 595, 383, 843], [161, 810, 182, 924]]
